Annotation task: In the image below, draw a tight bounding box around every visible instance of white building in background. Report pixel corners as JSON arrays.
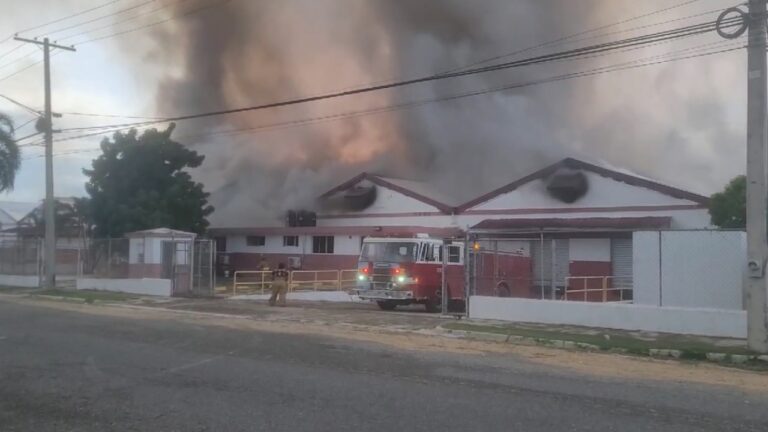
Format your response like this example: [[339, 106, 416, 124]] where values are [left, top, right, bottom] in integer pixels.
[[209, 158, 712, 276], [0, 201, 37, 238]]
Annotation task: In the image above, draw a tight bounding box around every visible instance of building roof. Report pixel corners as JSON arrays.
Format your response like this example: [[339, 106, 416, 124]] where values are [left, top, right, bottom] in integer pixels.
[[126, 228, 197, 238], [320, 173, 456, 214], [209, 225, 464, 238], [0, 201, 37, 223], [456, 158, 710, 212], [470, 216, 672, 231]]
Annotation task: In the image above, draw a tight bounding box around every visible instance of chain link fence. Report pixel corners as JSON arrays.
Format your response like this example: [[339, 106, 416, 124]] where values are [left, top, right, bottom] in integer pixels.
[[466, 229, 746, 309], [0, 239, 41, 276], [0, 236, 215, 296]]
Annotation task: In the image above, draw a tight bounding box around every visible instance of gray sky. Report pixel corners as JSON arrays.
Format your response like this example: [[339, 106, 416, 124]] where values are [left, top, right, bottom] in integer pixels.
[[0, 0, 749, 217]]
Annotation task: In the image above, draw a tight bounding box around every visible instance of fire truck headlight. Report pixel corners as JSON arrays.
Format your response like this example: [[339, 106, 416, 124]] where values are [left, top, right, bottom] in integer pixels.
[[358, 274, 367, 281], [397, 275, 406, 283]]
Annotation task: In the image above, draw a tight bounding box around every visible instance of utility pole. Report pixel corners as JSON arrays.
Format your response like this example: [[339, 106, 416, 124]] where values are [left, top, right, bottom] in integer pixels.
[[14, 36, 75, 289], [744, 0, 768, 353]]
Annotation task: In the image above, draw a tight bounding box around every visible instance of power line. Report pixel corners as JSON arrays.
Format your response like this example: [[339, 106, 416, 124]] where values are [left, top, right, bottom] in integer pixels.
[[58, 0, 188, 43], [13, 0, 126, 37], [74, 0, 233, 47], [443, 0, 709, 74], [0, 51, 61, 83], [38, 0, 157, 39], [58, 16, 742, 134], [48, 38, 744, 149], [0, 94, 40, 115]]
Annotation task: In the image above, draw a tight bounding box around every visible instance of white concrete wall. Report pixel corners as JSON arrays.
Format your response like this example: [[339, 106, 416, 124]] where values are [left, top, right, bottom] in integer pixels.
[[633, 231, 745, 310], [469, 296, 746, 338], [633, 232, 661, 306], [471, 172, 698, 210], [569, 238, 610, 262], [76, 278, 171, 296], [0, 275, 39, 287]]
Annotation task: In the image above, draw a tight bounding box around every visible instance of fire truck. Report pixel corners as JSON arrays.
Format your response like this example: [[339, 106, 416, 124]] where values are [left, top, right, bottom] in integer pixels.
[[353, 236, 466, 312]]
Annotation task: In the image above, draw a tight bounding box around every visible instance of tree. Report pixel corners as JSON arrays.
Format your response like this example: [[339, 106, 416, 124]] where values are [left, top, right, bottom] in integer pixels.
[[83, 124, 214, 238], [0, 113, 20, 192], [710, 175, 746, 229]]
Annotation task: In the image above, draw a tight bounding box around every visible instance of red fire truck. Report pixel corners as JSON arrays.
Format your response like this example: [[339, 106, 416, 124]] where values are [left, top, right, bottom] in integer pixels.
[[353, 236, 466, 312]]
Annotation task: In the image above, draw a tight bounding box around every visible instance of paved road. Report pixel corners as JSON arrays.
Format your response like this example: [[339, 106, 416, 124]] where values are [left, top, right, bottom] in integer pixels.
[[1, 299, 767, 431]]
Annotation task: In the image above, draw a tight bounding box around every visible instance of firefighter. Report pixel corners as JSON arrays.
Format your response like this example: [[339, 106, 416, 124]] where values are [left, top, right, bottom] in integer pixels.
[[269, 263, 290, 307]]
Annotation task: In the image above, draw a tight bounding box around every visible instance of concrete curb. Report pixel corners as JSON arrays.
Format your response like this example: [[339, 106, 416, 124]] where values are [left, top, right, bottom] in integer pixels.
[[439, 327, 768, 366]]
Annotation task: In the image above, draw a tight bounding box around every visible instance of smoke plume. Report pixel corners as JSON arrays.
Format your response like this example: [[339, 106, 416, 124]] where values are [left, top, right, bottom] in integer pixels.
[[147, 0, 745, 226]]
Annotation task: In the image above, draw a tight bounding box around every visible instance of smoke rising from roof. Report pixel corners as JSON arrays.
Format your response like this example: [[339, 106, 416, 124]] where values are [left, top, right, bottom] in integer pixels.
[[149, 0, 745, 226]]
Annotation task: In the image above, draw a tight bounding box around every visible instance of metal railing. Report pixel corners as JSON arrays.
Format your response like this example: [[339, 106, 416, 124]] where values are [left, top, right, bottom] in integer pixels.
[[289, 270, 341, 291], [339, 269, 359, 292], [232, 269, 360, 295], [564, 276, 633, 303], [232, 270, 272, 295]]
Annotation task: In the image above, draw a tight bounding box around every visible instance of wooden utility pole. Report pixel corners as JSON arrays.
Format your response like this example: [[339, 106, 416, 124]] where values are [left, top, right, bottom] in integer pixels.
[[14, 36, 75, 289]]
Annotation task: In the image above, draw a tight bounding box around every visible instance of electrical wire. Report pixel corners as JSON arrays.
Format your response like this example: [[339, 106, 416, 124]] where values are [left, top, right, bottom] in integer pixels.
[[58, 0, 189, 43], [0, 94, 40, 115], [14, 0, 126, 37], [58, 16, 743, 135], [0, 51, 62, 83], [37, 0, 157, 39], [74, 0, 233, 47], [47, 38, 745, 150]]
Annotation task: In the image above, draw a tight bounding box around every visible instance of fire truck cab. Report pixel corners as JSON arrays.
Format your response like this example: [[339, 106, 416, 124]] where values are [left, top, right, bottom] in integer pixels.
[[353, 235, 465, 312]]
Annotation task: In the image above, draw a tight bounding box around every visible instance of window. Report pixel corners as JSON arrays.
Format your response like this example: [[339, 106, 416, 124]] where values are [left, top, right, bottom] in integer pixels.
[[283, 235, 299, 247], [448, 245, 462, 264], [312, 236, 335, 254], [246, 236, 265, 247], [420, 243, 437, 262]]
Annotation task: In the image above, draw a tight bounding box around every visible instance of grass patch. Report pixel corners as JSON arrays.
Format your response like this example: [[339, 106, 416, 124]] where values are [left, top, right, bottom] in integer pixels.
[[37, 289, 138, 303], [443, 322, 756, 357]]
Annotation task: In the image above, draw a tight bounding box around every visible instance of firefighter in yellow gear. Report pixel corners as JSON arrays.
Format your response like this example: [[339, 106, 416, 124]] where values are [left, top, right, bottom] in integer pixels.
[[269, 263, 290, 306]]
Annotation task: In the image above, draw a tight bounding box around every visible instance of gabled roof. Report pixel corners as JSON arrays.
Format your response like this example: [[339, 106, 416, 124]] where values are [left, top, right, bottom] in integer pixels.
[[456, 158, 710, 212], [320, 172, 456, 214], [0, 201, 37, 222]]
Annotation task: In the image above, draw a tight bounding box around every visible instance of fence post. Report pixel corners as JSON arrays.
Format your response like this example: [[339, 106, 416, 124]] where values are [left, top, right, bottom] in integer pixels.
[[234, 271, 238, 296], [602, 277, 608, 302], [584, 278, 588, 302]]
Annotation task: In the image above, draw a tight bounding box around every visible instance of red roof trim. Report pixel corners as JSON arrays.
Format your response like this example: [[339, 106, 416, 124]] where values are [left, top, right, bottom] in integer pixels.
[[319, 173, 455, 214], [462, 204, 706, 216], [456, 158, 710, 212], [208, 225, 464, 237], [470, 216, 673, 231]]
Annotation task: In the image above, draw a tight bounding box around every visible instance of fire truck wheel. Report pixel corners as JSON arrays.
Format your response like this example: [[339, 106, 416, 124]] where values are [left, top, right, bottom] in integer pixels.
[[376, 300, 398, 311]]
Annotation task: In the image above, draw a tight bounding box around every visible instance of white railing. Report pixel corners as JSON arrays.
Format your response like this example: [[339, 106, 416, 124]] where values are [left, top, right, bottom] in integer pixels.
[[289, 270, 341, 291], [564, 276, 632, 303], [232, 270, 272, 295]]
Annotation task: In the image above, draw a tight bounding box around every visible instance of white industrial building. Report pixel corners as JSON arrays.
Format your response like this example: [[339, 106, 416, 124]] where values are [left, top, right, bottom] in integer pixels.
[[209, 158, 711, 276]]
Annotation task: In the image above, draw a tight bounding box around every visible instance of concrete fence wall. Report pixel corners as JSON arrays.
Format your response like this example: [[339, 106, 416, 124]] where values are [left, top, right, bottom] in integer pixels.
[[633, 231, 745, 310], [0, 275, 40, 288], [468, 296, 746, 338], [76, 278, 172, 296]]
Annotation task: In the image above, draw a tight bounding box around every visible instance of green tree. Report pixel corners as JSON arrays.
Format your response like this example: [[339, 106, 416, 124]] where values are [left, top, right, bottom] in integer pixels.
[[83, 124, 214, 238], [709, 175, 746, 229], [0, 113, 20, 192]]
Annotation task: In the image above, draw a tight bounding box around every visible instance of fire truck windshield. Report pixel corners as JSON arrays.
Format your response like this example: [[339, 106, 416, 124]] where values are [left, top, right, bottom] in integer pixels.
[[360, 242, 418, 263]]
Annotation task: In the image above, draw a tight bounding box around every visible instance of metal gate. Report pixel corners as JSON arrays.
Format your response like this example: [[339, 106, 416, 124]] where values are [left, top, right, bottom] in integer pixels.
[[161, 239, 215, 297]]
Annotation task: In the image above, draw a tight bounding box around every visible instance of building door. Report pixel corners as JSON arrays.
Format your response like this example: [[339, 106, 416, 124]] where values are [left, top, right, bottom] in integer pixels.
[[611, 237, 633, 298]]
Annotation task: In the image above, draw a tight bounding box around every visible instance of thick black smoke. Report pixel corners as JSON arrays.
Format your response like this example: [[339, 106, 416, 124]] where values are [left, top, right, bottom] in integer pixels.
[[149, 0, 744, 225]]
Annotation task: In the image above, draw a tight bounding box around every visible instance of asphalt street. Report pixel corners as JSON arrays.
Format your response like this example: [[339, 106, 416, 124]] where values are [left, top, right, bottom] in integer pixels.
[[1, 299, 767, 431]]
